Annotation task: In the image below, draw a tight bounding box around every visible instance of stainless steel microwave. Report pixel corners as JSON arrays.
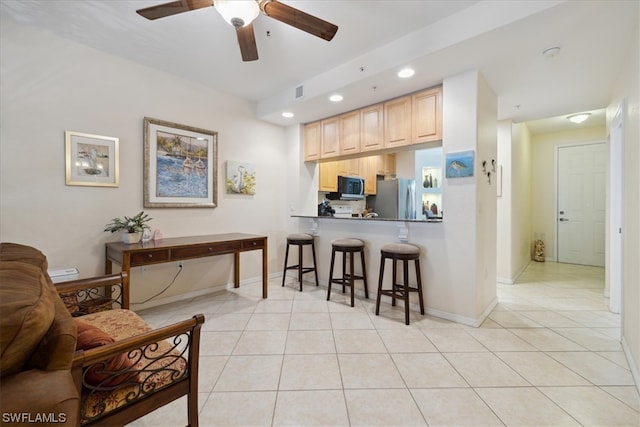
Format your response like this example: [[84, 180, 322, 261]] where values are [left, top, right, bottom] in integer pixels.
[[337, 176, 364, 200]]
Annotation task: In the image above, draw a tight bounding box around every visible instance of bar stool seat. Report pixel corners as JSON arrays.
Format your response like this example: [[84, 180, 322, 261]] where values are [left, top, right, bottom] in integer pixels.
[[327, 238, 368, 307], [375, 243, 424, 325], [282, 233, 319, 291]]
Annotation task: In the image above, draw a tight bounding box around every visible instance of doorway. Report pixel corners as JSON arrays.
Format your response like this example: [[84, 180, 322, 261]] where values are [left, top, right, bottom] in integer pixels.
[[608, 103, 625, 314], [556, 142, 607, 267]]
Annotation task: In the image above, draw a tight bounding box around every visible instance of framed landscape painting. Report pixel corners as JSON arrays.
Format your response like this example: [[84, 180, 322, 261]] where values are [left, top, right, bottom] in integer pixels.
[[143, 117, 218, 208], [65, 131, 119, 187]]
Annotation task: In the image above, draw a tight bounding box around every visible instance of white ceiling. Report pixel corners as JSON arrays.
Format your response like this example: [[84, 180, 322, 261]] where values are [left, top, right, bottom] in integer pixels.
[[2, 0, 637, 133]]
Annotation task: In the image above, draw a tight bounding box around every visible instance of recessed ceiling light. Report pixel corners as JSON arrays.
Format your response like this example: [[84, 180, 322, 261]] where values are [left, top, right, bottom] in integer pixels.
[[281, 112, 294, 118], [329, 94, 343, 102], [397, 67, 415, 78], [567, 113, 591, 124], [542, 46, 561, 58]]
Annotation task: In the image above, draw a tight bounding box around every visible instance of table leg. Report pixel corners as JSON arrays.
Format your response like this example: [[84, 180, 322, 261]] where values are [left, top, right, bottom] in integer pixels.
[[262, 245, 268, 299], [234, 251, 240, 288]]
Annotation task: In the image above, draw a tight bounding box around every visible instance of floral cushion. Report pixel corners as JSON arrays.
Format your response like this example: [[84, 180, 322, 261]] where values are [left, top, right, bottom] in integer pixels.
[[77, 310, 188, 425]]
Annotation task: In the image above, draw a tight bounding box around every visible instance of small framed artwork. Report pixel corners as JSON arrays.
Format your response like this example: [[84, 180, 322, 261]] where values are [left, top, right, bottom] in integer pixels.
[[65, 131, 119, 187], [143, 117, 218, 208], [445, 150, 474, 178], [226, 161, 256, 195]]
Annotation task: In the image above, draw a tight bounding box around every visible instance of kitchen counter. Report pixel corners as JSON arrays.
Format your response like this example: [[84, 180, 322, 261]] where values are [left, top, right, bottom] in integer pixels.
[[292, 215, 443, 223]]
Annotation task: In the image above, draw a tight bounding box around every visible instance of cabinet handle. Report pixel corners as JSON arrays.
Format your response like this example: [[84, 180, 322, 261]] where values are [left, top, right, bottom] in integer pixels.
[[208, 247, 213, 252], [148, 254, 153, 258]]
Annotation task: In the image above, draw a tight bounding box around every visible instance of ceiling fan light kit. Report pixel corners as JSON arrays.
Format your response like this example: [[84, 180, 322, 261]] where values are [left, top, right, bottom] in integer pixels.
[[215, 0, 260, 27], [137, 0, 338, 62]]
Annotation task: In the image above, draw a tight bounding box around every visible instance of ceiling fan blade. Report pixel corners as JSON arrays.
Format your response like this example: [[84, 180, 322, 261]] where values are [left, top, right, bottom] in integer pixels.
[[236, 23, 259, 62], [136, 0, 213, 20], [260, 0, 338, 41]]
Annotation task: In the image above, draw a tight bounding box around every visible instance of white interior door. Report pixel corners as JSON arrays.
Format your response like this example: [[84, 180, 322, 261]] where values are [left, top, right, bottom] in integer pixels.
[[557, 143, 607, 266]]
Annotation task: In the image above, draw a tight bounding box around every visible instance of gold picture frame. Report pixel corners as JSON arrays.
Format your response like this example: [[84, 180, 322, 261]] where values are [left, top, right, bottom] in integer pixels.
[[143, 117, 218, 208], [65, 131, 119, 187]]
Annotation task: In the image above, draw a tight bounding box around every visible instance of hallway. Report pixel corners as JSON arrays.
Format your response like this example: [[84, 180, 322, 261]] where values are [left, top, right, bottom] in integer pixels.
[[131, 261, 640, 426]]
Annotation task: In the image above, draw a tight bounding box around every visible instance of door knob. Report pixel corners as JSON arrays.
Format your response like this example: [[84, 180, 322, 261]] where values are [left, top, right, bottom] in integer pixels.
[[559, 218, 569, 222]]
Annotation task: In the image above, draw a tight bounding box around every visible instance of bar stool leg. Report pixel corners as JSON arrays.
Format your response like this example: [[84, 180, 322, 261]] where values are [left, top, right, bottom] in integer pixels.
[[375, 256, 385, 315], [311, 242, 319, 286], [327, 248, 336, 301], [415, 258, 425, 315], [298, 243, 303, 291], [391, 259, 398, 307], [281, 243, 290, 287], [349, 251, 355, 307], [403, 259, 410, 325], [360, 250, 369, 299], [341, 251, 347, 293]]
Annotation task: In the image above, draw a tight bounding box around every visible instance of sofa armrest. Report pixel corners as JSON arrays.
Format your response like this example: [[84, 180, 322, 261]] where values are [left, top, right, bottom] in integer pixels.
[[56, 272, 129, 314], [71, 314, 204, 426]]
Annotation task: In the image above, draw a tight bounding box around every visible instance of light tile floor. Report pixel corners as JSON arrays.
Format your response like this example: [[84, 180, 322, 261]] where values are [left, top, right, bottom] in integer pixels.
[[130, 261, 639, 426]]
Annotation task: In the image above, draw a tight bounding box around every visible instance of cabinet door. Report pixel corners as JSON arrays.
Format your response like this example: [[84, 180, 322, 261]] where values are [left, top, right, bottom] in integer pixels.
[[384, 96, 411, 148], [303, 121, 321, 161], [321, 117, 340, 158], [339, 111, 361, 155], [360, 104, 384, 152], [319, 161, 338, 192], [337, 159, 360, 177], [361, 156, 378, 195], [376, 153, 396, 176], [412, 87, 443, 144]]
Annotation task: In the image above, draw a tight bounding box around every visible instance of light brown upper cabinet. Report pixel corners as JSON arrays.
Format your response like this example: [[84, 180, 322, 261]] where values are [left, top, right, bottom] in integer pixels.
[[321, 117, 340, 158], [360, 104, 384, 152], [339, 111, 361, 156], [303, 121, 321, 161], [384, 96, 412, 148], [360, 156, 379, 195], [337, 158, 360, 177], [319, 159, 361, 193], [412, 87, 443, 144], [376, 153, 396, 176], [318, 161, 338, 192]]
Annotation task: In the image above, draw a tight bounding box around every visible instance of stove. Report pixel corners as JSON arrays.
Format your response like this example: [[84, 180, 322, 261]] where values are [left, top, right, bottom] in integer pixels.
[[332, 205, 353, 218]]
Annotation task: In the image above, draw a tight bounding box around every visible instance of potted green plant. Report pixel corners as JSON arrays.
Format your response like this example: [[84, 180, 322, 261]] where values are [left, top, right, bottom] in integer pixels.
[[104, 211, 152, 244]]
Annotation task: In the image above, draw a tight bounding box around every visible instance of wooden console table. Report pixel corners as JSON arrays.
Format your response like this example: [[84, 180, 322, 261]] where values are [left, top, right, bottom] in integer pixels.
[[105, 233, 268, 298]]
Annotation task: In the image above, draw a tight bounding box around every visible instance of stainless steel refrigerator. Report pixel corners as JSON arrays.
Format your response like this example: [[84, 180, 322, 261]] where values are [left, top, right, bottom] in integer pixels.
[[375, 178, 417, 219]]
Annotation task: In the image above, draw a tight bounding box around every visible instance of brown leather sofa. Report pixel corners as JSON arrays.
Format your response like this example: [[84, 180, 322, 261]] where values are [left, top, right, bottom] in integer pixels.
[[0, 243, 205, 426], [1, 243, 79, 426]]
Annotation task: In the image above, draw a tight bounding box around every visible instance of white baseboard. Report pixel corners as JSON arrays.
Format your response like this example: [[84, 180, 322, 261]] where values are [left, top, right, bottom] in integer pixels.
[[497, 260, 530, 285], [621, 336, 640, 395], [424, 297, 498, 328], [131, 272, 281, 311]]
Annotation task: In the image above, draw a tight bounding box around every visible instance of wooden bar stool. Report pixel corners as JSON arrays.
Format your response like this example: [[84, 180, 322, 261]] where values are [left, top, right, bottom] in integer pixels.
[[375, 243, 424, 325], [326, 238, 369, 307], [282, 233, 319, 291]]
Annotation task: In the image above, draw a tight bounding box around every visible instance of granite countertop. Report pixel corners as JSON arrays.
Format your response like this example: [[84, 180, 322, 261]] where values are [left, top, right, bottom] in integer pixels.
[[291, 215, 443, 223]]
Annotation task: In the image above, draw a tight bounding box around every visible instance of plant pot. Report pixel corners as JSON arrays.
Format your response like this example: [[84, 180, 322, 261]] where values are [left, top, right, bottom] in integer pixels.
[[122, 231, 142, 244]]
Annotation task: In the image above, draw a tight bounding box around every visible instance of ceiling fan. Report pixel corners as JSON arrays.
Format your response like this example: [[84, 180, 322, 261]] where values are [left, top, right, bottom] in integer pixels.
[[136, 0, 338, 62]]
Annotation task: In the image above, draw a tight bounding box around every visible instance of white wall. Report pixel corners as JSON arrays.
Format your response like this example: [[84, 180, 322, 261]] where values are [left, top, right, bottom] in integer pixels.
[[497, 121, 532, 284], [530, 127, 607, 261], [0, 19, 288, 307], [496, 120, 513, 283], [511, 123, 532, 275], [608, 23, 640, 390]]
